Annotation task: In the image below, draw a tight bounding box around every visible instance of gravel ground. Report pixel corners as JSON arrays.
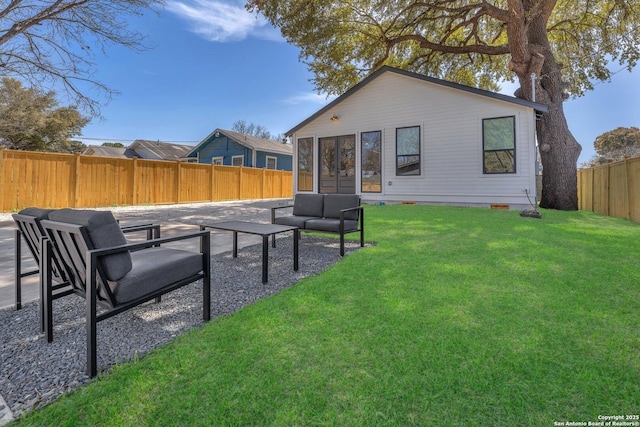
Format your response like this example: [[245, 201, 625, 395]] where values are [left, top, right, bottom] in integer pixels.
[[0, 200, 367, 423], [0, 235, 364, 421]]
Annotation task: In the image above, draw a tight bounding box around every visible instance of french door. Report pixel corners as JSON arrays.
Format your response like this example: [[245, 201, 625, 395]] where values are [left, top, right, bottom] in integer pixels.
[[318, 135, 355, 194]]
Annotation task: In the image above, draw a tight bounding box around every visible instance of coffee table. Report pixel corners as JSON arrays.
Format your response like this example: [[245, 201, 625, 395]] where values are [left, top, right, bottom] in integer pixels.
[[200, 221, 299, 283]]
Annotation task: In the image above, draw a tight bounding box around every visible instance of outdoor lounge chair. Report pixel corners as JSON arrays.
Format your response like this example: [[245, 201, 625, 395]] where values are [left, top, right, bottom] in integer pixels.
[[40, 209, 211, 378], [12, 208, 160, 333]]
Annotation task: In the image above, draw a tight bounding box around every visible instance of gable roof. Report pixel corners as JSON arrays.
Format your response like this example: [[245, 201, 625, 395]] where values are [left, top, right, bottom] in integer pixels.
[[83, 145, 136, 158], [286, 66, 548, 136], [128, 139, 193, 160], [187, 128, 293, 157]]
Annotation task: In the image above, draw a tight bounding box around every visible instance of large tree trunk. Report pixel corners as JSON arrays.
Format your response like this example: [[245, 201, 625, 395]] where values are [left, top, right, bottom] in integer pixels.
[[510, 3, 582, 210], [537, 101, 582, 210]]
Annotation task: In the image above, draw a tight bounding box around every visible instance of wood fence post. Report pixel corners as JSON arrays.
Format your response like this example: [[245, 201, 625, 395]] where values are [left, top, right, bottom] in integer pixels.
[[131, 158, 138, 206], [0, 148, 4, 211], [214, 163, 216, 202], [238, 166, 243, 200], [72, 153, 81, 208], [176, 161, 181, 204], [605, 163, 611, 217], [626, 158, 633, 221], [262, 168, 266, 199], [589, 168, 596, 212]]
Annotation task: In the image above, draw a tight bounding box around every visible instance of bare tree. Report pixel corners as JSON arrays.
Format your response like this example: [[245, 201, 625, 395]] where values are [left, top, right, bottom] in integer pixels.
[[232, 119, 283, 141], [0, 1, 164, 116]]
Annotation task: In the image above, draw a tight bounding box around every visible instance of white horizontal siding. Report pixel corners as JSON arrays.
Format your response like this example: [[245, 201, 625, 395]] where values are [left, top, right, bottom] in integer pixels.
[[292, 71, 538, 208]]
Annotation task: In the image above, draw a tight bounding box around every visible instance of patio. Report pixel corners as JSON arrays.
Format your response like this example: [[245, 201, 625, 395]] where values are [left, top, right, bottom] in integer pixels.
[[0, 200, 364, 423]]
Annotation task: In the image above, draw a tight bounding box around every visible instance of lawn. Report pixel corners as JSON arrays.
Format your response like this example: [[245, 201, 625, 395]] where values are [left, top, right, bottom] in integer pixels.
[[14, 205, 640, 426]]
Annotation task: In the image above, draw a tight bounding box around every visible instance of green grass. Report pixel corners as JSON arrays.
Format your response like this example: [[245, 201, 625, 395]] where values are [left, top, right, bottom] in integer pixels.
[[14, 205, 640, 426]]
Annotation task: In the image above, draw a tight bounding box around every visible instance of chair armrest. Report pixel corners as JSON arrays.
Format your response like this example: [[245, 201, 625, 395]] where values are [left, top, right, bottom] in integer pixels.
[[340, 205, 363, 214], [271, 205, 294, 223], [121, 224, 161, 239], [339, 206, 364, 226], [271, 205, 294, 211], [87, 230, 209, 257]]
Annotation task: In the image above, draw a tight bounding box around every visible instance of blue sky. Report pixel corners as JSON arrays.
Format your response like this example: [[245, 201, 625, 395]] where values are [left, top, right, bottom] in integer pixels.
[[78, 0, 640, 166]]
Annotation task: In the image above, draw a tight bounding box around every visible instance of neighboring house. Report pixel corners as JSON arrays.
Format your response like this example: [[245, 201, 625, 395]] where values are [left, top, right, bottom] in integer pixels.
[[83, 140, 195, 161], [127, 139, 194, 161], [186, 129, 293, 171], [286, 66, 548, 210], [83, 145, 137, 158]]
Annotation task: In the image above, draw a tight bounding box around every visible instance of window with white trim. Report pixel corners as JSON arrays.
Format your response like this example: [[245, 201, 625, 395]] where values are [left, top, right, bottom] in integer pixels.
[[212, 157, 223, 165], [297, 137, 314, 191], [396, 126, 421, 176], [361, 130, 382, 192], [266, 156, 277, 169], [483, 116, 516, 174], [232, 155, 244, 167]]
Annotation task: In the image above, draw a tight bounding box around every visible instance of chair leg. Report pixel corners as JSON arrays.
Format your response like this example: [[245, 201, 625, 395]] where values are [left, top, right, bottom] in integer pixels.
[[87, 252, 98, 378], [15, 229, 22, 310], [202, 232, 211, 321], [43, 240, 54, 342]]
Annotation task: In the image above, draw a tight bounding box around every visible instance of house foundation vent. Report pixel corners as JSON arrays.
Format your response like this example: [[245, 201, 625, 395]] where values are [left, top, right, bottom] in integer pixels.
[[490, 204, 510, 210]]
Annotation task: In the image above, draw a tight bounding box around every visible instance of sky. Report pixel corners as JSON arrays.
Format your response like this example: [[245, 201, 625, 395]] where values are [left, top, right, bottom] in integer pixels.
[[76, 0, 640, 166]]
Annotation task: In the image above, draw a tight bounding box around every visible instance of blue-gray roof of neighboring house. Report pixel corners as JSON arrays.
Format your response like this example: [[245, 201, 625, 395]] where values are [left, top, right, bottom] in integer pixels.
[[128, 139, 194, 160], [83, 145, 137, 158], [186, 129, 293, 157], [286, 66, 549, 136]]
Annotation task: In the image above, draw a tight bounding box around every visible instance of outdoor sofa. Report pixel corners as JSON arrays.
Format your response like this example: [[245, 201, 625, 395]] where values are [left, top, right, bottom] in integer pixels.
[[271, 193, 364, 256]]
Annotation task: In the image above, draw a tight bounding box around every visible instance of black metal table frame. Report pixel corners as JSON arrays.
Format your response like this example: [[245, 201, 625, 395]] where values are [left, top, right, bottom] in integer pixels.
[[200, 221, 299, 283]]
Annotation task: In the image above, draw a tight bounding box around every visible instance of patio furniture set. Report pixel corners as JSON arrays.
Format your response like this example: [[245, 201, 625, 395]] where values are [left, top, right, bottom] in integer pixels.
[[11, 194, 364, 378]]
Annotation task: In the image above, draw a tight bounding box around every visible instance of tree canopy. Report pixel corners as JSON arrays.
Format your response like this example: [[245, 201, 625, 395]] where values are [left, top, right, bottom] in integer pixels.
[[584, 126, 640, 166], [0, 77, 89, 153], [248, 0, 640, 210], [0, 0, 163, 116]]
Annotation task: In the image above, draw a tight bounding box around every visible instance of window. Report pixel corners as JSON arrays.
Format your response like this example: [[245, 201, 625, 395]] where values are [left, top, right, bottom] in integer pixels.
[[266, 156, 277, 170], [212, 157, 223, 165], [483, 116, 516, 174], [396, 126, 420, 176], [361, 131, 382, 192], [297, 137, 314, 191], [232, 155, 244, 167]]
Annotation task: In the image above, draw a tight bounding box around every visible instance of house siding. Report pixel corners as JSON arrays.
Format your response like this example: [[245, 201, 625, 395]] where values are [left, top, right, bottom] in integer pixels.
[[255, 151, 293, 170], [291, 71, 538, 209], [196, 136, 252, 166]]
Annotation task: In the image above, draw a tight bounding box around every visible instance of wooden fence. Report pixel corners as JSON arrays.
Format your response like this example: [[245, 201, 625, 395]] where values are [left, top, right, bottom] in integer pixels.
[[0, 148, 293, 212], [577, 156, 640, 223]]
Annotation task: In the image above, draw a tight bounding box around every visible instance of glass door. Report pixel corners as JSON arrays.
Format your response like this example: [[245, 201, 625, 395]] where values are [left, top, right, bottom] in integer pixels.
[[319, 135, 355, 194]]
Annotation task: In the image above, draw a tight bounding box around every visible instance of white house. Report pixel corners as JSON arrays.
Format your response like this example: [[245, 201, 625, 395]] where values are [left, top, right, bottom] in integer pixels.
[[286, 66, 548, 210]]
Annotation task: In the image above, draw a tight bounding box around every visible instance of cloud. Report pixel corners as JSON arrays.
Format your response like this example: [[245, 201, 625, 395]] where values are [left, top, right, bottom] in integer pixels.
[[282, 92, 336, 105], [166, 0, 282, 42]]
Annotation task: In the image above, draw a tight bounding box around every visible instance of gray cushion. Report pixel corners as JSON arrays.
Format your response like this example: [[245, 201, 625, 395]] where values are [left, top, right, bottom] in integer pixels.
[[49, 209, 132, 281], [292, 194, 324, 217], [274, 215, 315, 228], [322, 194, 360, 220], [109, 247, 203, 304], [18, 207, 56, 221], [304, 218, 359, 233]]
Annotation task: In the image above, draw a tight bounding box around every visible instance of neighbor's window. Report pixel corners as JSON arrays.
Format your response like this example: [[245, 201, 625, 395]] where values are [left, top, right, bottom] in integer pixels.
[[212, 156, 223, 165], [361, 131, 382, 192], [232, 155, 244, 167], [483, 116, 516, 174], [297, 137, 314, 191], [266, 156, 277, 170], [396, 126, 420, 176]]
